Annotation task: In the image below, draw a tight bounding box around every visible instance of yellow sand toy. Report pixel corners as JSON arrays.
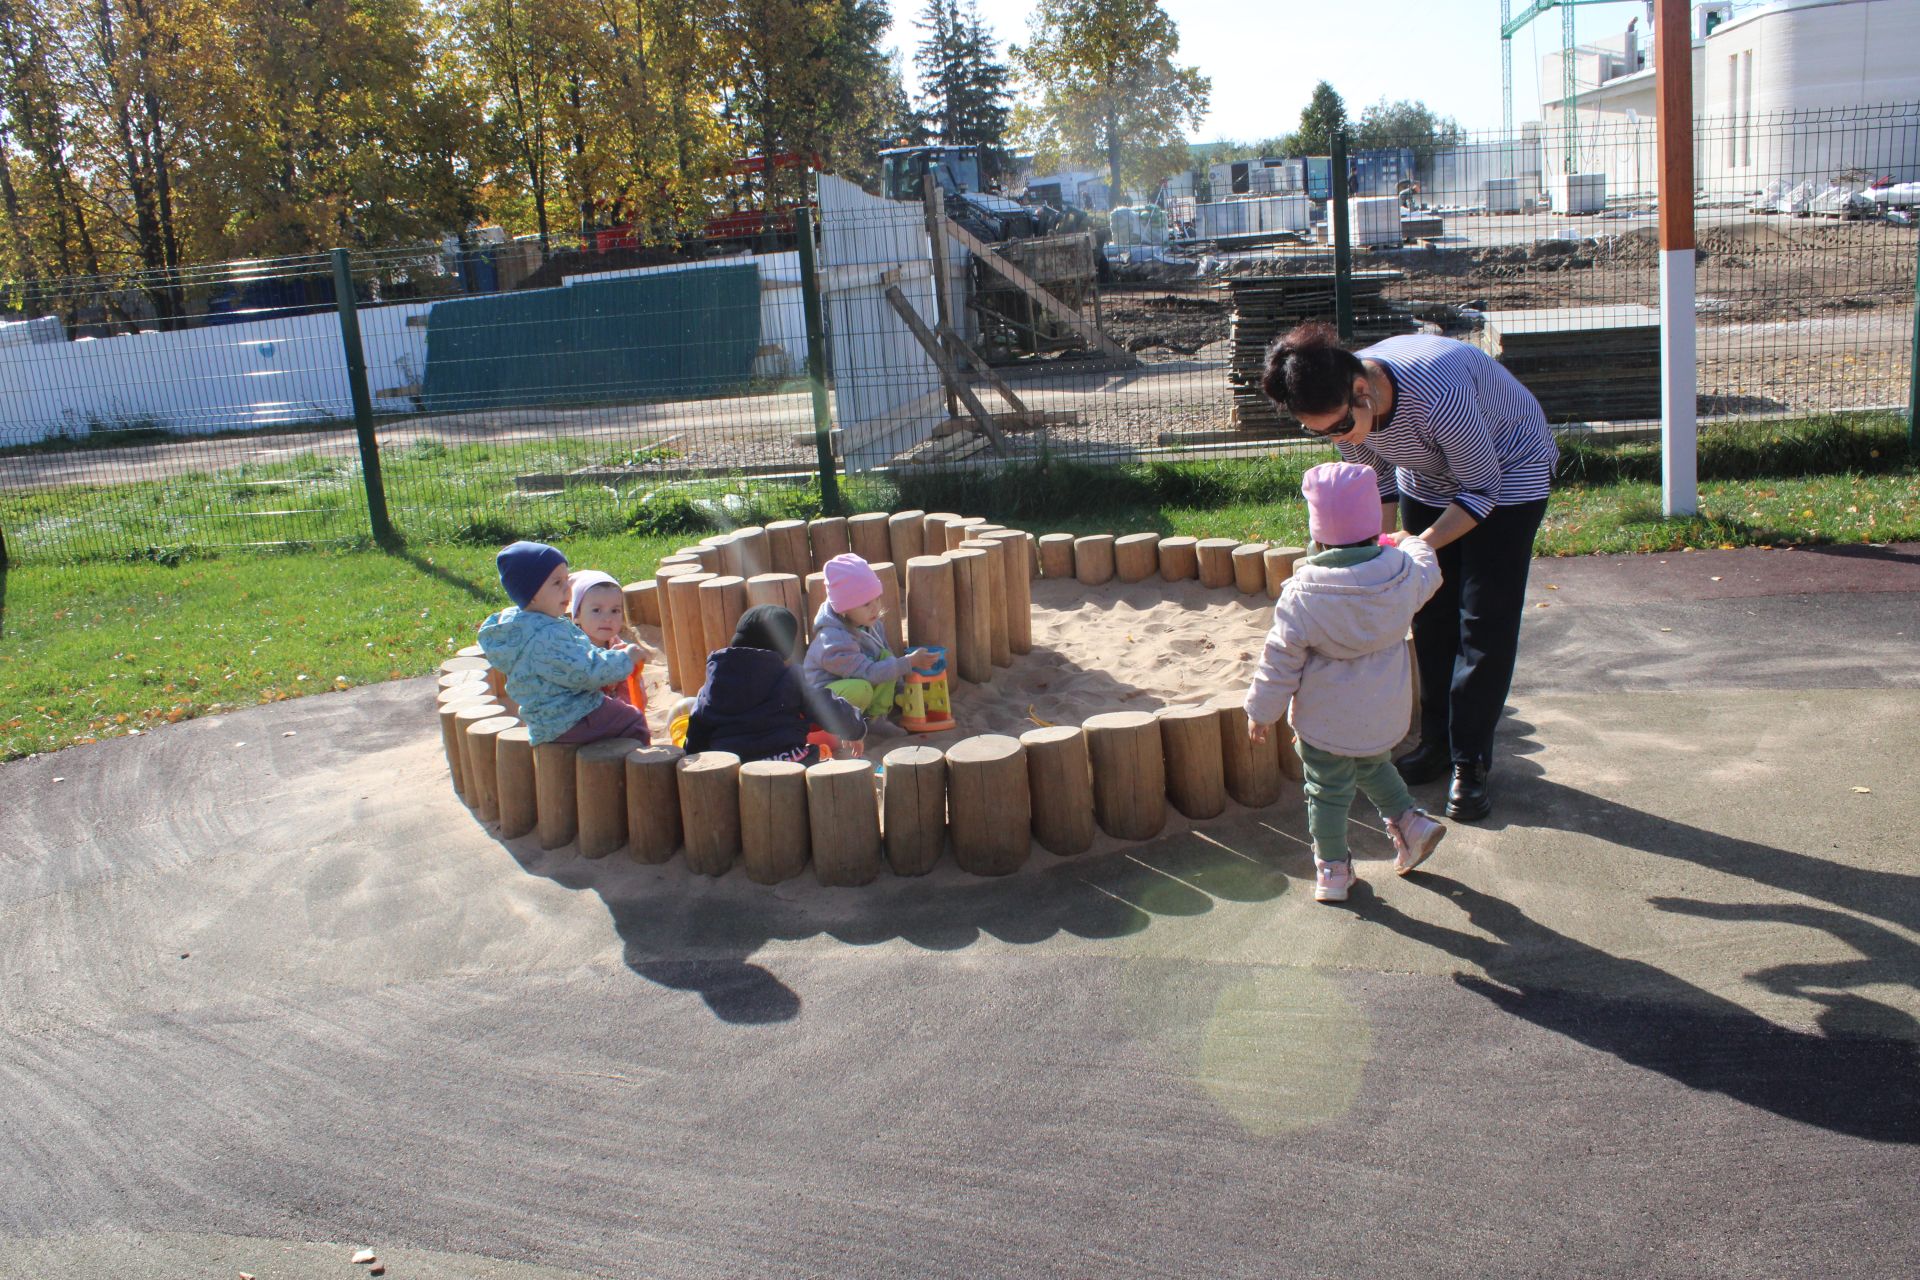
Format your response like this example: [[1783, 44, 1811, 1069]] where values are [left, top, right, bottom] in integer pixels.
[[897, 646, 955, 733]]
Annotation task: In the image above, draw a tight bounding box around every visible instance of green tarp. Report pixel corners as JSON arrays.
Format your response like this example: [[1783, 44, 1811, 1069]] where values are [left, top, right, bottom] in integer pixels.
[[420, 265, 762, 412]]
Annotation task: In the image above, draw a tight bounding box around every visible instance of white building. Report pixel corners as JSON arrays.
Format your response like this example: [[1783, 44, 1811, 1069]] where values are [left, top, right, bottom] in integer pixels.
[[1537, 0, 1920, 199]]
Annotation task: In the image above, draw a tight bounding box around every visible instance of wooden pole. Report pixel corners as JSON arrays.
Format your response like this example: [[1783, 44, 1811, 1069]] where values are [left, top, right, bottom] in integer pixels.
[[947, 734, 1031, 875], [438, 655, 489, 678], [887, 510, 926, 580], [496, 725, 536, 838], [1020, 725, 1095, 856], [740, 760, 810, 884], [805, 571, 827, 629], [1037, 533, 1075, 579], [678, 751, 742, 876], [534, 741, 581, 850], [1656, 0, 1698, 517], [1209, 694, 1283, 809], [654, 563, 702, 693], [664, 570, 716, 695], [1073, 534, 1116, 586], [1114, 533, 1159, 583], [624, 579, 660, 628], [883, 284, 1009, 456], [809, 515, 851, 569], [882, 744, 947, 875], [766, 519, 811, 577], [947, 546, 993, 684], [1196, 538, 1238, 589], [906, 554, 957, 661], [625, 745, 683, 863], [746, 572, 805, 629], [922, 511, 961, 555], [698, 575, 749, 669], [453, 701, 505, 808], [925, 183, 961, 419], [691, 544, 725, 574], [1263, 545, 1305, 598], [937, 217, 1139, 366], [807, 759, 883, 886], [465, 715, 518, 823], [1232, 544, 1269, 595], [957, 539, 1010, 667], [576, 738, 642, 858], [1158, 536, 1199, 581], [438, 696, 485, 796], [983, 530, 1033, 655], [731, 526, 772, 578], [1159, 705, 1226, 820], [1084, 711, 1166, 840], [871, 561, 907, 655], [848, 511, 892, 565]]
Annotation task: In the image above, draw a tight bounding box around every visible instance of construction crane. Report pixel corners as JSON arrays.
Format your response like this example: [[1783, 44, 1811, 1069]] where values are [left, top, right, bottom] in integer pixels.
[[1500, 0, 1642, 171]]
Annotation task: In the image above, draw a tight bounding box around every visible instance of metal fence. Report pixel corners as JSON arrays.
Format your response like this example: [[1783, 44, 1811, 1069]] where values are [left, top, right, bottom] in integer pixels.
[[0, 105, 1915, 565]]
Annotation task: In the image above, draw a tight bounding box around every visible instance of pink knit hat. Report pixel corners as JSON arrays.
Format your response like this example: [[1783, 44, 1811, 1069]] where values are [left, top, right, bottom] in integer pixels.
[[567, 569, 622, 617], [823, 553, 884, 612], [1302, 461, 1382, 547]]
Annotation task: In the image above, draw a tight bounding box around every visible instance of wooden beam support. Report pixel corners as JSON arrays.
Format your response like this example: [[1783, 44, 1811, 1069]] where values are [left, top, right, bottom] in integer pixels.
[[939, 218, 1138, 366], [883, 285, 1009, 458]]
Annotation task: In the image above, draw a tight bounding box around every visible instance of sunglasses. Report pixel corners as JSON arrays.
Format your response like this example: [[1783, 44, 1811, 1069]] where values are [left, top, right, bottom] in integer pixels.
[[1302, 405, 1359, 439]]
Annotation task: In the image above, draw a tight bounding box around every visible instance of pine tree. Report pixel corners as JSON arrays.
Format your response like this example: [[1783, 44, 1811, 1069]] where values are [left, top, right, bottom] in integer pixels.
[[913, 0, 1009, 154]]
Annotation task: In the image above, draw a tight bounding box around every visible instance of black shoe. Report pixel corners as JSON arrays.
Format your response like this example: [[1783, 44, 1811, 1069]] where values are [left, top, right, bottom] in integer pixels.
[[1393, 741, 1450, 786], [1447, 762, 1492, 822]]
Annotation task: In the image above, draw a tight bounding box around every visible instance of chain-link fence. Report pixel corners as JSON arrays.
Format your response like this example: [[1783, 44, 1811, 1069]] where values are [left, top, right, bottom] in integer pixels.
[[1, 105, 1914, 565]]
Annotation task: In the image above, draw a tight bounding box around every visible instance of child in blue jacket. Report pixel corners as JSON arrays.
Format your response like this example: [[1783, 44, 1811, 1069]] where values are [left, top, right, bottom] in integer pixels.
[[477, 541, 652, 745], [685, 605, 865, 764]]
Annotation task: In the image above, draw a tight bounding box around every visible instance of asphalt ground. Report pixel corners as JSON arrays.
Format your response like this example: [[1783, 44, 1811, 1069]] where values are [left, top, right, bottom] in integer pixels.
[[2, 542, 1915, 1278]]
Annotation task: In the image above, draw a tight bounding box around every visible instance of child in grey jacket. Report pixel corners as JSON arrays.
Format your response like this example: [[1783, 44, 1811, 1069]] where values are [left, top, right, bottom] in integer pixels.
[[803, 553, 937, 734], [1243, 462, 1447, 902]]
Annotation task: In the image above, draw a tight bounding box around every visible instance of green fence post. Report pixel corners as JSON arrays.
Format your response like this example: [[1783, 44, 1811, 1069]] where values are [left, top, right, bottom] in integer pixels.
[[1330, 130, 1354, 342], [1909, 227, 1919, 453], [795, 208, 841, 514], [331, 247, 396, 547]]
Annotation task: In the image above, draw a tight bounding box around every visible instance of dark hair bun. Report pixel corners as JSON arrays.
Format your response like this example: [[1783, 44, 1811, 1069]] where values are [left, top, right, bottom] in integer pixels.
[[1262, 321, 1365, 417], [1278, 319, 1341, 355]]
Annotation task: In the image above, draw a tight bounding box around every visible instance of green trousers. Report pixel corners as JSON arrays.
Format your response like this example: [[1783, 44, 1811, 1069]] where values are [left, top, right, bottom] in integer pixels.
[[1297, 739, 1416, 863], [827, 676, 897, 718]]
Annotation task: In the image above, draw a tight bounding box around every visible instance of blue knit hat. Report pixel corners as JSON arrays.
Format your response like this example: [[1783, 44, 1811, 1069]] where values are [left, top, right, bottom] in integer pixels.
[[496, 541, 567, 607]]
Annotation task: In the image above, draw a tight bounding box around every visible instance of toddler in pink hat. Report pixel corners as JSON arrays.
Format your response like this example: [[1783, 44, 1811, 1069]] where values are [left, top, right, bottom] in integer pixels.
[[803, 553, 938, 735], [1241, 462, 1449, 903]]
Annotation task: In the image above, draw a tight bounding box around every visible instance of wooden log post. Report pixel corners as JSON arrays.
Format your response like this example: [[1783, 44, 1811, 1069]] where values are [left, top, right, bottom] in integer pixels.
[[983, 530, 1033, 655], [1197, 538, 1238, 589], [438, 695, 488, 796], [625, 745, 684, 863], [887, 510, 926, 581], [1276, 720, 1303, 782], [848, 511, 892, 565], [767, 519, 811, 577], [947, 734, 1031, 875], [740, 760, 810, 884], [871, 561, 907, 654], [957, 539, 1010, 667], [496, 726, 537, 838], [624, 579, 660, 628], [1158, 536, 1199, 581], [1159, 705, 1226, 820], [698, 575, 750, 668], [678, 752, 743, 876], [1232, 543, 1269, 595], [922, 511, 961, 555], [1073, 534, 1116, 587], [946, 546, 993, 684], [1020, 725, 1095, 856], [746, 572, 805, 628], [948, 516, 986, 548], [453, 701, 506, 808], [808, 516, 850, 570], [1037, 533, 1075, 579], [1263, 545, 1306, 597], [437, 669, 487, 697], [438, 655, 489, 679], [1114, 533, 1159, 583], [665, 570, 717, 695], [576, 738, 642, 858], [808, 759, 883, 886], [731, 526, 771, 578], [804, 572, 827, 629], [465, 715, 519, 823], [456, 643, 486, 659], [691, 543, 725, 574], [534, 741, 581, 850], [882, 744, 947, 875], [906, 555, 958, 662], [1210, 694, 1283, 809], [1084, 711, 1166, 840], [713, 532, 745, 579], [655, 563, 704, 693]]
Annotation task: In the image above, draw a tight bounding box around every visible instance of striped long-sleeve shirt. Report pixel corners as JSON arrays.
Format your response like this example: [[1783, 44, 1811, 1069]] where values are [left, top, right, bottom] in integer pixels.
[[1337, 334, 1558, 520]]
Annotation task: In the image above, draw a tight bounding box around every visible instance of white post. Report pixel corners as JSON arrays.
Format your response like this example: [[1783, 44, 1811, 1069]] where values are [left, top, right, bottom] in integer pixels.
[[1660, 248, 1697, 515]]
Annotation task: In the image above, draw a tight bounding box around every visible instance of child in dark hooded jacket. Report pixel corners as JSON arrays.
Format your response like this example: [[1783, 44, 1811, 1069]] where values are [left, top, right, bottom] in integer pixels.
[[684, 605, 867, 764]]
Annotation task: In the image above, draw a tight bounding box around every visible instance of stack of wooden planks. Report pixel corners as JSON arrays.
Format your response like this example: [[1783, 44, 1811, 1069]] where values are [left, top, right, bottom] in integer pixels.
[[1225, 270, 1412, 434], [1477, 305, 1661, 423]]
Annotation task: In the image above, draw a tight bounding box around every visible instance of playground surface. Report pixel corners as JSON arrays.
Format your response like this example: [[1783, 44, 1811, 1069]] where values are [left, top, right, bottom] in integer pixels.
[[1, 542, 1916, 1278]]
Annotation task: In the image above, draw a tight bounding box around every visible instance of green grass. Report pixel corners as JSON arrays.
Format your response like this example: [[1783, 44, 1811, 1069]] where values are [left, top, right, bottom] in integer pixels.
[[2, 412, 1916, 760]]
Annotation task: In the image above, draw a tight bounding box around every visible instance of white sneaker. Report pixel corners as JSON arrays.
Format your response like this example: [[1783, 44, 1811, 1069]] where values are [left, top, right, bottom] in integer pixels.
[[1313, 858, 1355, 903], [1387, 807, 1445, 875]]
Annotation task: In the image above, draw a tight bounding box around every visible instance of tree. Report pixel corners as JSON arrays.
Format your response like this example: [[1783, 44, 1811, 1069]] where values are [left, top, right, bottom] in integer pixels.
[[1010, 0, 1209, 200], [1279, 79, 1346, 156], [914, 0, 1010, 154], [1352, 96, 1464, 158]]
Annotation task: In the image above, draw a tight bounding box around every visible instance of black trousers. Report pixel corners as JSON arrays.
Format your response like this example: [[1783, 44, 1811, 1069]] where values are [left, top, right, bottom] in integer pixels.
[[1401, 496, 1548, 767]]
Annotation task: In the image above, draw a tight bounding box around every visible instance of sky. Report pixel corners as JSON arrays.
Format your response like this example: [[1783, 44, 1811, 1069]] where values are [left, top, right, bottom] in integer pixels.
[[884, 0, 1674, 142]]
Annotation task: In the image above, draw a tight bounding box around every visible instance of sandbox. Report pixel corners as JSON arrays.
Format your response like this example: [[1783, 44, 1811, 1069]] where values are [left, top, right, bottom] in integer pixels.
[[433, 512, 1394, 885]]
